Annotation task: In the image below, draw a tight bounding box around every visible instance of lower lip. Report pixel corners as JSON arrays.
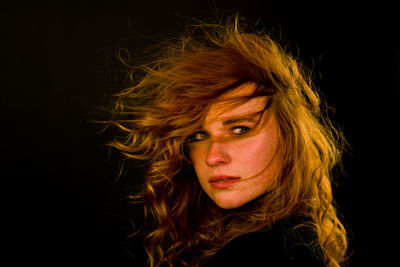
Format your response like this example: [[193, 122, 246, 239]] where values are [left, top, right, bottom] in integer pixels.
[[210, 178, 240, 189]]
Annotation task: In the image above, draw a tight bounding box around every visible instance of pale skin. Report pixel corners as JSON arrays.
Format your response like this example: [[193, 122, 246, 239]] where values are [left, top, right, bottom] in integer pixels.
[[189, 82, 281, 209]]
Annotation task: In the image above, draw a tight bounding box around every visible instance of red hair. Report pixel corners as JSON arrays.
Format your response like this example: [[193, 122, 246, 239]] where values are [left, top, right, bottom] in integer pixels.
[[105, 14, 348, 266]]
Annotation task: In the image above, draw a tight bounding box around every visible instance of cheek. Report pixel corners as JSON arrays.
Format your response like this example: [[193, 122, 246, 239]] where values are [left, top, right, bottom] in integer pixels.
[[189, 145, 206, 171], [235, 133, 279, 176]]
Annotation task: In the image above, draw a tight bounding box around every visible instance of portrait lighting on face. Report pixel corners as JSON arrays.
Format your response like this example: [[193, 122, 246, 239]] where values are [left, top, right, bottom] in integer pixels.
[[188, 82, 281, 209]]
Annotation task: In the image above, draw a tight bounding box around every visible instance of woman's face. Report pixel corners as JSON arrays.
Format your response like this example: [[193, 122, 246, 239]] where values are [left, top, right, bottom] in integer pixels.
[[189, 83, 281, 209]]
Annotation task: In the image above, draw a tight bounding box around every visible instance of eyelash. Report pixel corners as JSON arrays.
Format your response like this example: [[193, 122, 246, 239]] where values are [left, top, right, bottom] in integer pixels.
[[189, 126, 251, 142], [230, 126, 251, 135], [191, 131, 209, 142]]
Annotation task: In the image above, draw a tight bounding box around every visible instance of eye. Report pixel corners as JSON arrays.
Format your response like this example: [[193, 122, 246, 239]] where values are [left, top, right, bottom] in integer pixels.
[[190, 131, 210, 142], [230, 126, 251, 135]]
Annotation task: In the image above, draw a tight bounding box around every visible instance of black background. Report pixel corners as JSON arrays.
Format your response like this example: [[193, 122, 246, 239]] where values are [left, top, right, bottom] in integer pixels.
[[2, 1, 399, 266]]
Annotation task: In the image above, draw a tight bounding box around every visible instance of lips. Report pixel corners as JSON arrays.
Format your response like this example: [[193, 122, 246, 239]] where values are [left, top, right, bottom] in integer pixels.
[[210, 176, 240, 183], [209, 176, 240, 189]]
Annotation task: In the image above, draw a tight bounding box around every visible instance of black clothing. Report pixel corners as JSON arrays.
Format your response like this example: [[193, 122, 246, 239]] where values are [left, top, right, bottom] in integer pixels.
[[203, 218, 326, 266]]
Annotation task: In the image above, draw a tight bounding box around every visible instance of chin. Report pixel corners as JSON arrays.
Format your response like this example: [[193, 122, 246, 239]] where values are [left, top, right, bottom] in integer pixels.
[[214, 198, 246, 210]]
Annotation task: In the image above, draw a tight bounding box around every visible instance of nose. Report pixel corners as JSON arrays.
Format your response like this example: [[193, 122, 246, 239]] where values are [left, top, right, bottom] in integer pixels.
[[206, 141, 231, 166]]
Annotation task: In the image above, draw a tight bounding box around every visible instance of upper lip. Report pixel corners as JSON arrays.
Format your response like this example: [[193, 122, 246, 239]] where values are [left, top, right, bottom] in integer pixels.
[[209, 175, 240, 182]]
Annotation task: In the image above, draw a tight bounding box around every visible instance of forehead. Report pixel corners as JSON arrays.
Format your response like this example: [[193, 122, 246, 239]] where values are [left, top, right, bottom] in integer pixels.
[[205, 82, 268, 122]]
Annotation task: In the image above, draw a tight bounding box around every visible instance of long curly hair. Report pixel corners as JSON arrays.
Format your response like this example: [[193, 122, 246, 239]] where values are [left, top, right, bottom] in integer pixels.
[[105, 14, 348, 267]]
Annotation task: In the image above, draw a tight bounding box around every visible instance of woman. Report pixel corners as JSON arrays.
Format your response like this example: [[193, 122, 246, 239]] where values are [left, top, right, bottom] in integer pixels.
[[106, 14, 348, 267]]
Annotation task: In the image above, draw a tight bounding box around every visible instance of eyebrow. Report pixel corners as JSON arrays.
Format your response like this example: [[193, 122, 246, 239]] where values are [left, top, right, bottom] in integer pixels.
[[222, 116, 256, 126], [221, 108, 267, 126]]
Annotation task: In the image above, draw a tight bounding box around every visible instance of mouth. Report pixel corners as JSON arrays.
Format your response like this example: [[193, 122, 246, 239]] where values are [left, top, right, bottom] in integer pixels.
[[209, 176, 240, 183], [209, 176, 240, 189]]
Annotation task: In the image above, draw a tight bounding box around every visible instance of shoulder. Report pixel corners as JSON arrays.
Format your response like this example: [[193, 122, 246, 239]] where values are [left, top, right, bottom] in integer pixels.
[[203, 217, 326, 267]]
